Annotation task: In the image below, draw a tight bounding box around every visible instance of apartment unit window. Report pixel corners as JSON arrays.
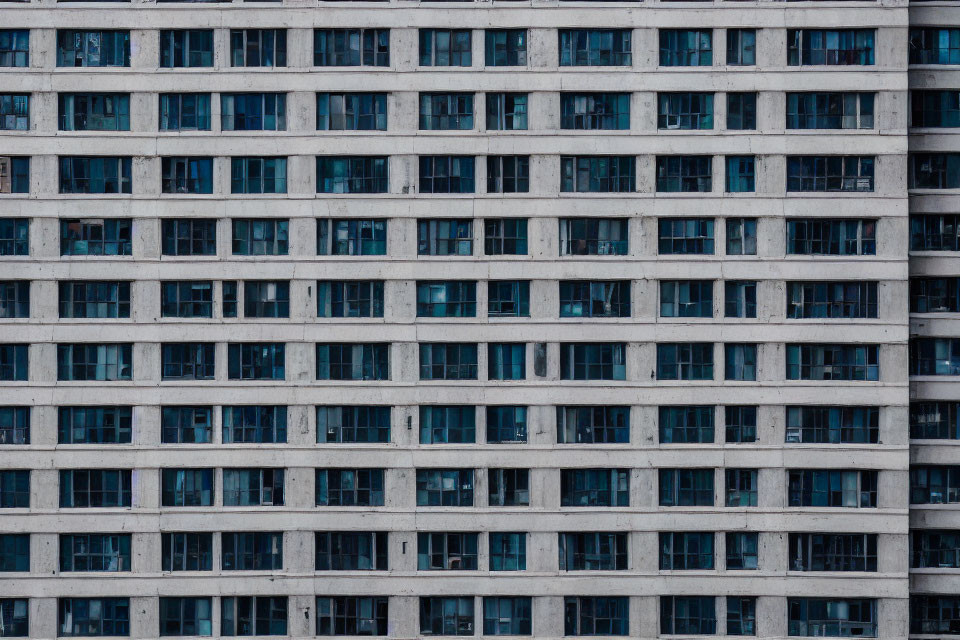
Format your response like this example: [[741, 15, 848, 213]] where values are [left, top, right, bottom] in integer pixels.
[[0, 599, 28, 637], [911, 595, 960, 635], [58, 598, 129, 637], [490, 532, 526, 570], [232, 219, 288, 255], [242, 281, 288, 318], [787, 92, 875, 129], [420, 406, 475, 444], [58, 93, 129, 132], [487, 407, 527, 443], [787, 29, 875, 65], [909, 28, 960, 64], [486, 29, 526, 66], [159, 93, 211, 131], [56, 343, 131, 381], [660, 596, 716, 635], [660, 532, 713, 570], [560, 343, 626, 381], [0, 157, 27, 194], [727, 598, 757, 636], [420, 343, 477, 380], [420, 29, 470, 66], [60, 219, 131, 256], [657, 343, 714, 380], [317, 93, 387, 130], [56, 30, 129, 67], [58, 407, 131, 444], [560, 156, 635, 193], [788, 469, 877, 507], [911, 402, 960, 439], [161, 343, 215, 380], [487, 93, 527, 130], [161, 469, 213, 507], [659, 218, 714, 254], [489, 469, 529, 506], [912, 530, 960, 568], [59, 157, 131, 194], [912, 277, 960, 312], [417, 281, 476, 317], [317, 343, 389, 381], [657, 92, 713, 130], [0, 470, 27, 508], [418, 532, 478, 570], [58, 281, 129, 319], [315, 29, 388, 67], [317, 281, 384, 318], [230, 29, 285, 67], [564, 597, 628, 636], [557, 406, 629, 444], [727, 92, 757, 130], [0, 30, 28, 67], [560, 469, 629, 507], [487, 156, 529, 194], [221, 93, 285, 131], [484, 219, 527, 255], [726, 406, 757, 443], [59, 533, 131, 572], [318, 219, 387, 255], [659, 406, 713, 444], [788, 281, 878, 319], [727, 532, 759, 569], [559, 281, 630, 318], [559, 219, 628, 256], [789, 533, 877, 572], [787, 218, 876, 255], [416, 469, 473, 506], [722, 220, 756, 257], [787, 156, 874, 192], [0, 345, 25, 382], [315, 532, 387, 570], [226, 343, 284, 381], [223, 406, 286, 444], [222, 532, 282, 571], [161, 281, 212, 319], [727, 29, 755, 65], [0, 407, 28, 445], [786, 406, 879, 444], [161, 406, 212, 444], [159, 29, 213, 67], [316, 597, 388, 636], [161, 220, 215, 257], [160, 598, 212, 637], [220, 597, 287, 636], [489, 280, 529, 317], [660, 468, 714, 506], [559, 29, 631, 66], [657, 156, 712, 192], [231, 157, 287, 194], [419, 156, 475, 193], [420, 598, 473, 636], [787, 599, 877, 637], [483, 597, 531, 636], [162, 532, 212, 571], [317, 156, 388, 194], [786, 344, 879, 380], [0, 219, 28, 255], [223, 468, 283, 506], [316, 469, 384, 506], [59, 469, 131, 507], [420, 93, 473, 130], [725, 344, 757, 381], [318, 406, 390, 443], [559, 532, 628, 570], [560, 93, 629, 130], [161, 157, 213, 195], [726, 468, 758, 506], [912, 153, 960, 189], [0, 94, 28, 131], [726, 156, 755, 193], [660, 281, 712, 318], [0, 534, 27, 572], [660, 29, 712, 66]]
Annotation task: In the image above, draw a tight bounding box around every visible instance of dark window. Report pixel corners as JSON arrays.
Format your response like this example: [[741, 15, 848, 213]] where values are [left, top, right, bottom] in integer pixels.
[[912, 530, 960, 568], [489, 469, 529, 506], [490, 532, 526, 571], [487, 407, 527, 443], [657, 92, 713, 130], [726, 532, 759, 570], [419, 343, 478, 380], [726, 156, 755, 193], [161, 343, 215, 380], [223, 468, 284, 506], [660, 29, 712, 66], [0, 534, 28, 572], [243, 281, 289, 318], [315, 29, 388, 67], [727, 29, 755, 65], [486, 93, 527, 130], [58, 407, 131, 444], [727, 597, 757, 636], [0, 345, 26, 381], [317, 157, 388, 194], [59, 533, 130, 572], [416, 469, 473, 506], [161, 469, 213, 506], [161, 157, 212, 194], [484, 219, 527, 255], [0, 30, 29, 67], [227, 343, 285, 380], [317, 93, 387, 131], [220, 596, 287, 636], [659, 406, 714, 443], [787, 92, 875, 129], [786, 219, 876, 255], [420, 597, 474, 636], [417, 281, 476, 317], [911, 466, 960, 504], [560, 469, 629, 507], [0, 157, 28, 194], [560, 93, 629, 130], [787, 156, 874, 192], [59, 469, 131, 508], [560, 281, 630, 318], [161, 219, 216, 256], [724, 281, 756, 318], [912, 277, 960, 312], [787, 598, 877, 637], [489, 343, 525, 380], [161, 281, 212, 318], [223, 406, 286, 443], [221, 93, 285, 131], [0, 407, 29, 445], [230, 29, 286, 67], [488, 280, 529, 317], [0, 471, 29, 508], [726, 218, 757, 254], [161, 406, 213, 444], [0, 219, 28, 255], [727, 92, 757, 130], [787, 29, 875, 65], [159, 597, 212, 637], [483, 597, 531, 636], [0, 599, 28, 637], [318, 406, 390, 443], [559, 532, 628, 570], [559, 218, 628, 255], [560, 156, 635, 193], [788, 282, 878, 318], [159, 29, 213, 67], [656, 156, 711, 192], [418, 532, 478, 570], [58, 93, 129, 131], [60, 219, 131, 256], [909, 28, 960, 65], [725, 406, 757, 443], [59, 158, 132, 194], [419, 156, 475, 194], [487, 156, 529, 193], [786, 406, 879, 444], [911, 402, 960, 439], [223, 282, 238, 317], [419, 29, 470, 66], [315, 532, 387, 570], [563, 597, 628, 636], [230, 157, 287, 194], [656, 343, 714, 380], [789, 533, 877, 571], [559, 29, 632, 66], [786, 344, 879, 380], [658, 218, 714, 254], [316, 469, 384, 506], [420, 93, 473, 130], [788, 469, 877, 507], [911, 214, 960, 251], [660, 596, 716, 635], [485, 29, 526, 66], [317, 281, 384, 319], [659, 532, 713, 569], [159, 93, 211, 131], [725, 344, 757, 381], [726, 468, 758, 506], [318, 219, 387, 256], [560, 343, 626, 380], [420, 406, 475, 444], [660, 281, 713, 317], [317, 343, 389, 381], [58, 281, 129, 319], [557, 406, 629, 443], [316, 597, 388, 636], [222, 532, 283, 571], [911, 153, 960, 189], [58, 598, 130, 637], [56, 343, 132, 381], [910, 595, 960, 635], [659, 468, 714, 506], [56, 30, 129, 67]]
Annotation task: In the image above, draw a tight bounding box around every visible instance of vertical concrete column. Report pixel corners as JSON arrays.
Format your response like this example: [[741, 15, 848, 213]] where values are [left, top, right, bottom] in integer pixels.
[[137, 405, 161, 446], [135, 342, 161, 384], [287, 342, 313, 384], [527, 29, 556, 69], [131, 30, 159, 69]]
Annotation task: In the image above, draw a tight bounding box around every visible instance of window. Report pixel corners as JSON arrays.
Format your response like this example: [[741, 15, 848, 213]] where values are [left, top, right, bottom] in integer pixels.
[[162, 219, 215, 256], [658, 218, 714, 254], [657, 92, 713, 130], [726, 156, 755, 193], [223, 406, 286, 444], [910, 28, 960, 65], [486, 93, 527, 130], [487, 407, 527, 443], [60, 219, 131, 256], [161, 281, 212, 318], [659, 406, 713, 443], [315, 29, 388, 67], [57, 282, 129, 319], [316, 597, 388, 636], [231, 157, 287, 194], [660, 468, 714, 506], [727, 92, 757, 130], [486, 29, 526, 66], [727, 597, 757, 636], [560, 156, 635, 193], [487, 156, 529, 194], [0, 94, 28, 131], [242, 281, 289, 318], [660, 281, 713, 318], [420, 343, 478, 380], [490, 532, 525, 571], [560, 93, 629, 130], [317, 281, 384, 318], [725, 344, 757, 381], [788, 469, 877, 507], [726, 468, 758, 506], [911, 595, 960, 635], [0, 599, 28, 637], [0, 471, 28, 508], [0, 407, 28, 445], [559, 29, 632, 66], [160, 597, 212, 637], [725, 218, 757, 255], [420, 597, 473, 636], [221, 93, 285, 131], [318, 219, 387, 256], [59, 157, 132, 194], [315, 531, 387, 569], [222, 532, 283, 571], [420, 406, 475, 444], [161, 407, 212, 444], [656, 156, 712, 192], [559, 219, 628, 255], [911, 466, 960, 503], [559, 532, 628, 570], [660, 29, 712, 66], [223, 468, 284, 506], [726, 406, 757, 443], [912, 153, 960, 189], [419, 156, 475, 194], [162, 532, 213, 572], [417, 281, 476, 317], [59, 533, 130, 572], [59, 469, 131, 507], [488, 281, 529, 317], [787, 218, 876, 255], [159, 93, 211, 131], [56, 343, 132, 381], [558, 406, 629, 444], [318, 406, 390, 443], [483, 598, 530, 636], [559, 281, 630, 318], [230, 29, 286, 67], [317, 93, 387, 131], [489, 469, 529, 506], [161, 469, 213, 507], [787, 92, 875, 129], [58, 598, 130, 637], [317, 157, 388, 194], [788, 282, 878, 319], [657, 343, 714, 380], [913, 530, 960, 568], [786, 406, 878, 444], [484, 219, 527, 255], [560, 469, 629, 507], [221, 597, 287, 636], [58, 407, 131, 444], [56, 30, 129, 67], [161, 157, 213, 195], [420, 93, 473, 131], [418, 532, 478, 570], [786, 343, 879, 380], [0, 534, 27, 572], [0, 345, 25, 382], [788, 156, 874, 192], [159, 29, 213, 67], [416, 469, 473, 506], [660, 597, 716, 635], [0, 157, 28, 194], [489, 343, 525, 380], [787, 599, 877, 637], [161, 343, 215, 380], [911, 402, 960, 439], [560, 343, 626, 380], [419, 29, 470, 66], [59, 93, 129, 132], [789, 533, 877, 572], [564, 597, 628, 636], [788, 29, 875, 65], [727, 532, 759, 570], [912, 277, 960, 312], [659, 532, 713, 570], [232, 219, 288, 255], [0, 219, 28, 255], [317, 343, 389, 381], [316, 469, 384, 506], [0, 30, 28, 67], [727, 29, 755, 65]]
